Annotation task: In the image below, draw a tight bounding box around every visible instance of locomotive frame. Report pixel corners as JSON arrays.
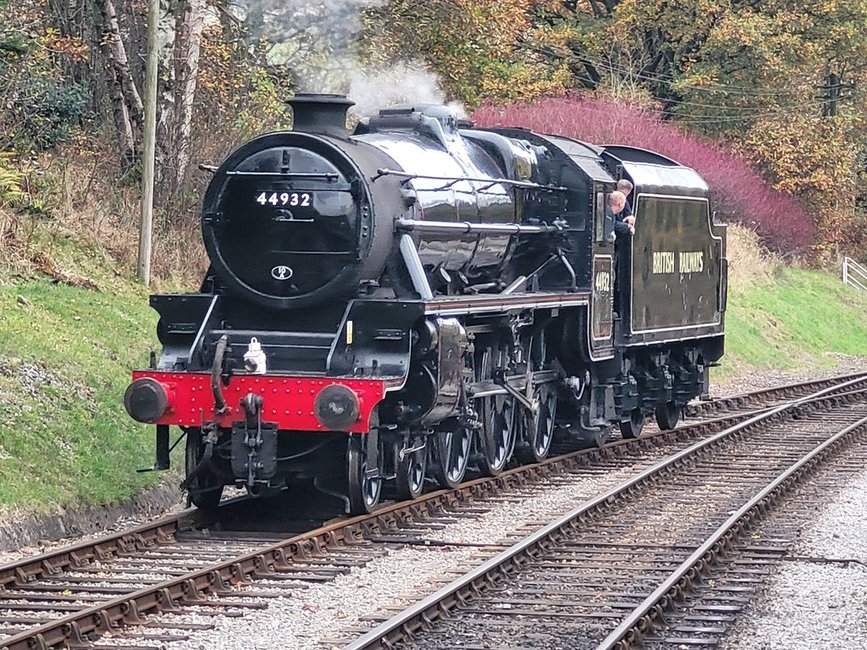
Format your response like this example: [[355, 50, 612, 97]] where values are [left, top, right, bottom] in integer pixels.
[[124, 94, 727, 514]]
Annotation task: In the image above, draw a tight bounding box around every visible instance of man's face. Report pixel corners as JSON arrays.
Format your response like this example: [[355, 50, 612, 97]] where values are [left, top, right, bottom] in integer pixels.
[[613, 197, 625, 212]]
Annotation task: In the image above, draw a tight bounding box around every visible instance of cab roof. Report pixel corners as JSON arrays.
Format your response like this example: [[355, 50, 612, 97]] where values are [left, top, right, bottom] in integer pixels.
[[601, 145, 709, 197]]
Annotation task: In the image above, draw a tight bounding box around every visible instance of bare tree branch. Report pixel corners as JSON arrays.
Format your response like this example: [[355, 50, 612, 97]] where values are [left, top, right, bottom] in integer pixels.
[[97, 0, 139, 166]]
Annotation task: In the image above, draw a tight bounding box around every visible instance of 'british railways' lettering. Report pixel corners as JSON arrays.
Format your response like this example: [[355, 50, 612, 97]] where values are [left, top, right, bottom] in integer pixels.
[[679, 251, 704, 273], [652, 250, 704, 274]]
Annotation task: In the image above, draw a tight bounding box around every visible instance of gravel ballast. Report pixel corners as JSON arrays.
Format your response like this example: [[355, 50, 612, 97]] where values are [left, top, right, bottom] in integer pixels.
[[711, 355, 867, 397], [148, 455, 681, 650], [720, 468, 867, 650], [0, 479, 185, 560]]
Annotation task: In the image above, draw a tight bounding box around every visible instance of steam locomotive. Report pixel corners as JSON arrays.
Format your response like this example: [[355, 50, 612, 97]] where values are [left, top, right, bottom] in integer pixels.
[[124, 94, 727, 514]]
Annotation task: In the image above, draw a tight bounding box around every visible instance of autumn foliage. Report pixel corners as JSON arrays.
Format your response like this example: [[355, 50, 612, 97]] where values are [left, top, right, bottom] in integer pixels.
[[363, 0, 569, 107], [474, 96, 816, 253], [366, 0, 866, 260]]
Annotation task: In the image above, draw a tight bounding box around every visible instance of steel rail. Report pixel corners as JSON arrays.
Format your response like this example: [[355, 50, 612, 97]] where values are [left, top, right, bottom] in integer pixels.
[[1, 373, 865, 649], [0, 506, 218, 591], [684, 370, 867, 418], [340, 376, 867, 650], [0, 402, 743, 594], [598, 411, 867, 649]]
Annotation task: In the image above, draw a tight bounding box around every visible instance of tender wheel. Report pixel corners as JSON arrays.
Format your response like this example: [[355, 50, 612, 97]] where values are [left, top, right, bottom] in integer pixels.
[[184, 428, 224, 511], [347, 433, 383, 515], [431, 422, 472, 489], [516, 383, 557, 464], [395, 435, 428, 500], [655, 401, 681, 430], [477, 346, 517, 476], [619, 409, 645, 439]]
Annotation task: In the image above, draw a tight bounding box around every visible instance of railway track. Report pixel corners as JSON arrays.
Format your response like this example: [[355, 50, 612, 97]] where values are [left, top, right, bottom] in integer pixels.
[[682, 370, 867, 419], [341, 377, 867, 650], [639, 443, 867, 649], [0, 372, 865, 650]]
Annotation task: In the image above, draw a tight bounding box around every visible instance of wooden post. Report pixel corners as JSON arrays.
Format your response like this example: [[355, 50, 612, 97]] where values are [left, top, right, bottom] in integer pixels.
[[138, 0, 159, 286]]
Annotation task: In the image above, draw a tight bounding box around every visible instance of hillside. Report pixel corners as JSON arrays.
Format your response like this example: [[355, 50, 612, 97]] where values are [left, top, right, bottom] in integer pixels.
[[717, 227, 867, 382], [0, 234, 161, 516], [0, 218, 864, 516]]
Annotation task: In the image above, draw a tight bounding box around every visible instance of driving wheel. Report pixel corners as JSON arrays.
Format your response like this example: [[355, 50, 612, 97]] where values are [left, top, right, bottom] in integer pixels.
[[477, 346, 517, 475], [395, 435, 428, 500], [431, 422, 472, 489]]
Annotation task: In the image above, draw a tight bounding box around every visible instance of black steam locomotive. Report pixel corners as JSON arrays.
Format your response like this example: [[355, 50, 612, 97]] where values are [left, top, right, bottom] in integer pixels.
[[124, 94, 727, 514]]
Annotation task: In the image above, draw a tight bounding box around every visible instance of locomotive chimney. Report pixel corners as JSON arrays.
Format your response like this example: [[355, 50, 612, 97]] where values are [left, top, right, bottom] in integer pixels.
[[288, 93, 355, 136]]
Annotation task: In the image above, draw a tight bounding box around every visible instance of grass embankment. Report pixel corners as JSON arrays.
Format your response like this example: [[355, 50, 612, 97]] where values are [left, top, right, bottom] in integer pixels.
[[0, 225, 864, 515], [716, 227, 867, 379], [0, 237, 161, 516], [722, 270, 867, 377]]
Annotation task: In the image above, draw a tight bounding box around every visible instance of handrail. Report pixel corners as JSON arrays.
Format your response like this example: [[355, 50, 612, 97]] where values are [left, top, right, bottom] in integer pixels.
[[843, 256, 867, 291]]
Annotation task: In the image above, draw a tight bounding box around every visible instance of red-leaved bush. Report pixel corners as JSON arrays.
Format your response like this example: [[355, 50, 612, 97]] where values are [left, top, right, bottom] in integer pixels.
[[473, 96, 816, 253]]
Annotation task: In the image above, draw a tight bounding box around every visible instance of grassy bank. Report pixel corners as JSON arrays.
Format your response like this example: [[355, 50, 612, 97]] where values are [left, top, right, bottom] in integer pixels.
[[719, 268, 867, 378], [715, 226, 867, 380], [0, 238, 162, 515]]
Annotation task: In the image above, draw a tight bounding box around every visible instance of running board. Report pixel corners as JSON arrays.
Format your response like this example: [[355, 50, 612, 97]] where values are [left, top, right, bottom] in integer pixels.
[[424, 292, 590, 316]]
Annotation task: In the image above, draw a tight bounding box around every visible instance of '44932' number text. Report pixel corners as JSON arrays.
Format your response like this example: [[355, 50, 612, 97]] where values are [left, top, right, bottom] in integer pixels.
[[256, 191, 311, 207]]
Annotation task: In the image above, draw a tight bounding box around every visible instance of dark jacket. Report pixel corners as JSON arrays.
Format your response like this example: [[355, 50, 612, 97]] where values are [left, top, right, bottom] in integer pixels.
[[607, 206, 630, 235]]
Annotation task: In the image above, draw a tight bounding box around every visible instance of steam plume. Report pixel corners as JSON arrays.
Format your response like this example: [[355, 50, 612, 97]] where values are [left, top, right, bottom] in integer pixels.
[[237, 1, 454, 115]]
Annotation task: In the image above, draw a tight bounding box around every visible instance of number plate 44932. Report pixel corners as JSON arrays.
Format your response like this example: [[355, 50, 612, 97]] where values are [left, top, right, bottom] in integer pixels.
[[255, 191, 312, 207]]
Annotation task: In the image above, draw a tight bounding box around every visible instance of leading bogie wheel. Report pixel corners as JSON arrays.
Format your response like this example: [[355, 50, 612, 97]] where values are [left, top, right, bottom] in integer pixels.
[[619, 408, 645, 439], [395, 435, 428, 500], [184, 428, 224, 511], [431, 422, 472, 489], [655, 401, 681, 431], [346, 433, 383, 515]]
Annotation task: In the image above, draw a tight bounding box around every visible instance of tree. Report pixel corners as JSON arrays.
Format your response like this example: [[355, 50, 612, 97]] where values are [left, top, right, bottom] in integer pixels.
[[172, 0, 206, 189], [660, 0, 867, 254], [99, 0, 143, 167], [505, 0, 867, 255], [363, 0, 570, 107]]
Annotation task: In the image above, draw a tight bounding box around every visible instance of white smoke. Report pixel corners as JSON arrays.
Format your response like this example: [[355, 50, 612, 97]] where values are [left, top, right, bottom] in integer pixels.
[[237, 1, 456, 116], [348, 63, 466, 118]]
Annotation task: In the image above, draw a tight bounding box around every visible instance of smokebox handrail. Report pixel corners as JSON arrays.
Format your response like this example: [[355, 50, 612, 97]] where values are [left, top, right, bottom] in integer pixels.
[[225, 171, 340, 181], [395, 219, 563, 236], [371, 168, 567, 193]]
